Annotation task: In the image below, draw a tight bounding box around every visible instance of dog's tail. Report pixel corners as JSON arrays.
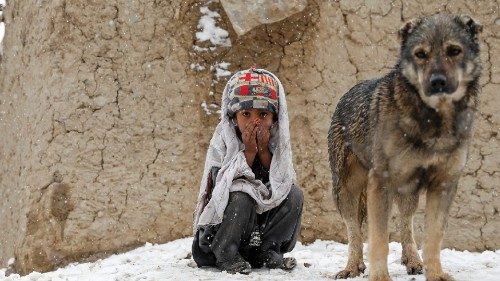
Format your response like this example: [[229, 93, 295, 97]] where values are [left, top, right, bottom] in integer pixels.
[[327, 114, 346, 215]]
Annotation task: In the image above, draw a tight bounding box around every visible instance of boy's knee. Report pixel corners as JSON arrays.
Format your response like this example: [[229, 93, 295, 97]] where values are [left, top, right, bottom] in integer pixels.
[[288, 185, 304, 206], [228, 191, 254, 207]]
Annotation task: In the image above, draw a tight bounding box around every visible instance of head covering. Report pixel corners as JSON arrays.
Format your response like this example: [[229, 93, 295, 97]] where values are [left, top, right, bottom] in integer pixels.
[[226, 68, 279, 117], [193, 68, 296, 232]]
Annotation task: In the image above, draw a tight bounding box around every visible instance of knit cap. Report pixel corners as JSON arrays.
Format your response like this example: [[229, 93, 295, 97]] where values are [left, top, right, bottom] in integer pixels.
[[226, 68, 279, 117]]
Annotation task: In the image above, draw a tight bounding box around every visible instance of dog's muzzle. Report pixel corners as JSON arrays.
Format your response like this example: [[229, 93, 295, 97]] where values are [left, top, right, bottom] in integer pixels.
[[427, 73, 452, 96]]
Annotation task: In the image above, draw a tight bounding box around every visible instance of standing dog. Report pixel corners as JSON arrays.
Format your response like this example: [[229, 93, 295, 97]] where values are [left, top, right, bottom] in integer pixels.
[[327, 14, 482, 281]]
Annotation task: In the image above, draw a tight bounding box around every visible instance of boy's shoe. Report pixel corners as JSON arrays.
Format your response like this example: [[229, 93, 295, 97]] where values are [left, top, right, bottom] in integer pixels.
[[216, 255, 252, 274], [255, 250, 297, 270], [281, 257, 297, 270]]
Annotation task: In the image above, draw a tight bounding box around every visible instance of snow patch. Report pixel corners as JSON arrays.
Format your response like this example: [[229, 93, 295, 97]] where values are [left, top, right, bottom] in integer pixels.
[[192, 45, 216, 52], [195, 6, 231, 48], [201, 101, 220, 115], [0, 22, 4, 44], [212, 62, 231, 81], [189, 2, 233, 117], [1, 238, 499, 281], [196, 62, 230, 116], [190, 63, 205, 71], [0, 0, 5, 48]]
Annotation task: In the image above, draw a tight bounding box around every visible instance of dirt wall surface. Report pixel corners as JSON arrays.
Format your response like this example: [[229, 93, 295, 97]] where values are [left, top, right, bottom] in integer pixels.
[[0, 0, 206, 274], [0, 0, 498, 274]]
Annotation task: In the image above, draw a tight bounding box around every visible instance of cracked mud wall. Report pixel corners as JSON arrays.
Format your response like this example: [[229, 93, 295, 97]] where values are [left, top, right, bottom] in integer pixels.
[[0, 0, 498, 274], [0, 0, 206, 274]]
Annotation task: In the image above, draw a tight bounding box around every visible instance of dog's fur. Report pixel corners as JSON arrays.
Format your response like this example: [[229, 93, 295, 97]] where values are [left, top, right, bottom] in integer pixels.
[[327, 14, 482, 281]]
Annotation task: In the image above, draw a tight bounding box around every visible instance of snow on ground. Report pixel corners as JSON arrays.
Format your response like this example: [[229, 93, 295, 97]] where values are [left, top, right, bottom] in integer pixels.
[[1, 238, 498, 281]]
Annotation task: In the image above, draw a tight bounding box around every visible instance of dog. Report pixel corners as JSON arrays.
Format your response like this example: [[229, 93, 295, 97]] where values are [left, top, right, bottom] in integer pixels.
[[327, 14, 482, 281]]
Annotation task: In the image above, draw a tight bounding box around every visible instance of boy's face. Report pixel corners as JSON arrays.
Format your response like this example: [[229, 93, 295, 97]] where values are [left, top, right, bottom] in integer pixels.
[[235, 108, 274, 131]]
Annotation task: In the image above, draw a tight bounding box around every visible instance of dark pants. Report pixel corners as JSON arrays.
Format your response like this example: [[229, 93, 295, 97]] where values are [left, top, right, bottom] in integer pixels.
[[192, 185, 303, 267]]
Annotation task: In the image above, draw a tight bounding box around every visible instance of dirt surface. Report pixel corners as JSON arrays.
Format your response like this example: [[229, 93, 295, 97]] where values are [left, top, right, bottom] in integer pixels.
[[0, 0, 498, 274]]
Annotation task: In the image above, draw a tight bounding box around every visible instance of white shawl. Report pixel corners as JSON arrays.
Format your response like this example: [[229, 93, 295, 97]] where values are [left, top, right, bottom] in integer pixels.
[[193, 69, 296, 232]]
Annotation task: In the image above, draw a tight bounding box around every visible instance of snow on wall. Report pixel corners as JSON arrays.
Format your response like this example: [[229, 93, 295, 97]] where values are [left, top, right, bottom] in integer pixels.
[[192, 2, 231, 116]]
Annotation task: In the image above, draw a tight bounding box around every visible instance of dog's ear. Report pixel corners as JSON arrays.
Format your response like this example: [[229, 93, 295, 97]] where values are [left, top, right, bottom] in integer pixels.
[[457, 15, 483, 40], [398, 18, 422, 44]]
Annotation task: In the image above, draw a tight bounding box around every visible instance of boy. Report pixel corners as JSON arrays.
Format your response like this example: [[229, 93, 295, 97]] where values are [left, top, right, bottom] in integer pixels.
[[192, 67, 303, 274]]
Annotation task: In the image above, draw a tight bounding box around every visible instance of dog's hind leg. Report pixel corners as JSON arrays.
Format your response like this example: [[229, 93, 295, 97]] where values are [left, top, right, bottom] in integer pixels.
[[423, 179, 458, 281], [333, 153, 368, 279], [395, 193, 423, 275], [367, 170, 393, 281], [328, 116, 368, 279]]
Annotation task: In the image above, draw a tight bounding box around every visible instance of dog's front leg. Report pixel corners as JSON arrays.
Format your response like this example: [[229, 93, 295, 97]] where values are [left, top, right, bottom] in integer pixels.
[[395, 193, 423, 275], [367, 169, 393, 281], [423, 179, 458, 281]]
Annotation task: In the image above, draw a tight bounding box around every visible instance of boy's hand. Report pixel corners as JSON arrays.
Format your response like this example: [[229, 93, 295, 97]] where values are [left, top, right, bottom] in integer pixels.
[[256, 120, 272, 170], [242, 119, 258, 154], [256, 121, 271, 153]]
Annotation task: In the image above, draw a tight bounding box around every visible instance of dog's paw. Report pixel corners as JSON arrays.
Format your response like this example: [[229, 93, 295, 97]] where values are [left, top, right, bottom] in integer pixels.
[[334, 262, 366, 279], [368, 272, 392, 281], [405, 260, 424, 275], [401, 255, 423, 275], [358, 261, 367, 273], [425, 272, 455, 281], [334, 269, 359, 279]]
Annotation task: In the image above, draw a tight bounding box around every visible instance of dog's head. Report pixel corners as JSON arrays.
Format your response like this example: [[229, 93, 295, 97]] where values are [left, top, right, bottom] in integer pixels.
[[398, 14, 482, 109]]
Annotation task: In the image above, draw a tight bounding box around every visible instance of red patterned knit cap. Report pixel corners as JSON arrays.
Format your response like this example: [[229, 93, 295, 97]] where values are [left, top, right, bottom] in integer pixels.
[[226, 68, 279, 117]]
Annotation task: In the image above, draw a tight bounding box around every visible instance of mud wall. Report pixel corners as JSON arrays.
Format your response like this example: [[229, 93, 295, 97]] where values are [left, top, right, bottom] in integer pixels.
[[0, 0, 206, 274], [0, 0, 498, 274]]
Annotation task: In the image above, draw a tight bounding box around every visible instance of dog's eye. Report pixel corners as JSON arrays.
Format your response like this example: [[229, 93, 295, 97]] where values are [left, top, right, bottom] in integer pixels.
[[447, 46, 462, 57], [414, 50, 428, 59]]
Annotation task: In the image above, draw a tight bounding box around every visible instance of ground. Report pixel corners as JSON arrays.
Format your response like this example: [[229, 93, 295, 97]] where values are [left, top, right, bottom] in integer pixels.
[[1, 238, 498, 281]]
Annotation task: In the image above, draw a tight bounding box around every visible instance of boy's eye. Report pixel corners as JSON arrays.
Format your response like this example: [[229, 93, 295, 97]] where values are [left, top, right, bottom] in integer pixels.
[[260, 112, 268, 118], [241, 111, 250, 117]]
